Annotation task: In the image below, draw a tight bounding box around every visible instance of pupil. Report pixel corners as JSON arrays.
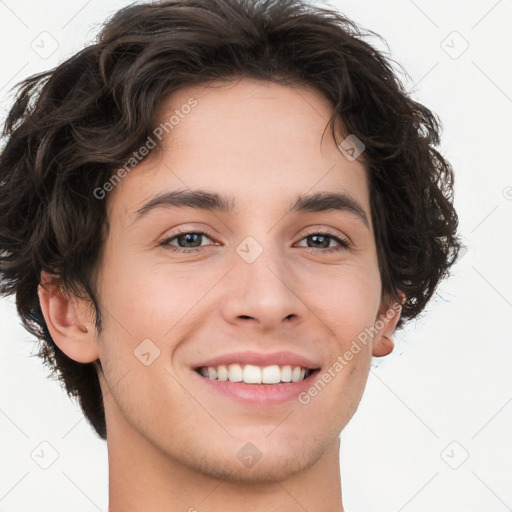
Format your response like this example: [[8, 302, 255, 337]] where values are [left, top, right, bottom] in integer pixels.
[[179, 233, 201, 248], [310, 234, 329, 248]]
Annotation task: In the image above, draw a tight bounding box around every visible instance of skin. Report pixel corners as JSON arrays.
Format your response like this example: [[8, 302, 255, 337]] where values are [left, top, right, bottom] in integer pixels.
[[38, 77, 403, 512]]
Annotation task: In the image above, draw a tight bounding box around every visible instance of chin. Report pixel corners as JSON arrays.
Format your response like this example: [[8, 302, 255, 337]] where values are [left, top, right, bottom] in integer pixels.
[[194, 451, 320, 483], [177, 434, 330, 484]]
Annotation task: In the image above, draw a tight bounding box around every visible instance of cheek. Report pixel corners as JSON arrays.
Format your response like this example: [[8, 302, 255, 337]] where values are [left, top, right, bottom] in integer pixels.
[[296, 261, 379, 410], [296, 259, 381, 342], [99, 252, 216, 339]]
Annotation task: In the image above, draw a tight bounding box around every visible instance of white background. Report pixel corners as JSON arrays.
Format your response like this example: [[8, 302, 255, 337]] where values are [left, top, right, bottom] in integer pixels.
[[0, 1, 511, 511]]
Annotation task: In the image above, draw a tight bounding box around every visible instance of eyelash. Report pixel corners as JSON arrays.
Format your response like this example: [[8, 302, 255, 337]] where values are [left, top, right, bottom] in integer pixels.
[[159, 228, 350, 254]]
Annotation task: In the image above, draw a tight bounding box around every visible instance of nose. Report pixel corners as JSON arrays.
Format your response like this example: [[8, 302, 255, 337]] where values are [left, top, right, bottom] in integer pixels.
[[218, 242, 308, 332]]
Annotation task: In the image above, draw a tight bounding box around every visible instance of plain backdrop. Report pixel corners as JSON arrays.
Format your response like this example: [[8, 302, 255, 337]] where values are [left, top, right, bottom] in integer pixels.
[[0, 1, 511, 511]]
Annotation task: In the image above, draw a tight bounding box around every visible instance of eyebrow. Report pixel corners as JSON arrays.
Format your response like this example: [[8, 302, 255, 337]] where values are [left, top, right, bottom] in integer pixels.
[[133, 188, 370, 229]]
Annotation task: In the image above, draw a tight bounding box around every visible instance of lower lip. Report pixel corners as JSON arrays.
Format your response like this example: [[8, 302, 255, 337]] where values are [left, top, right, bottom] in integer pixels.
[[192, 369, 321, 406]]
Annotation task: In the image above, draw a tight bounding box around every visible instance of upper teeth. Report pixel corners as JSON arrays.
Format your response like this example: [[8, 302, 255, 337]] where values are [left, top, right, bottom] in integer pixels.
[[198, 364, 311, 384]]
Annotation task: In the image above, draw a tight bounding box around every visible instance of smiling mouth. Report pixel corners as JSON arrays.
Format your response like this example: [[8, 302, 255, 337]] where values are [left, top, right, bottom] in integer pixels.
[[194, 364, 320, 385]]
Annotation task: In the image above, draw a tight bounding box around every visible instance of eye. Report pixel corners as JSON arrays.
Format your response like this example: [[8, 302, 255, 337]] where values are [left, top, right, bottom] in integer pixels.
[[160, 230, 216, 253], [159, 229, 350, 254], [295, 230, 350, 253]]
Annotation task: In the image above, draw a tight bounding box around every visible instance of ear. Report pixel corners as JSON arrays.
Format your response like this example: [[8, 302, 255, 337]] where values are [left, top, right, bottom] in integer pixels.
[[371, 291, 405, 358], [37, 271, 99, 363]]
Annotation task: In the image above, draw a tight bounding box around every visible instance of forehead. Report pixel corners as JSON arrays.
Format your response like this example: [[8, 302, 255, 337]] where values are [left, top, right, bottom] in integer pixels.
[[107, 77, 371, 226], [157, 77, 352, 165]]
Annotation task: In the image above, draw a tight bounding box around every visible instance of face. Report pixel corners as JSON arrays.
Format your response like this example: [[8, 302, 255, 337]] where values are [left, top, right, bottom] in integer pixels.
[[84, 77, 400, 482]]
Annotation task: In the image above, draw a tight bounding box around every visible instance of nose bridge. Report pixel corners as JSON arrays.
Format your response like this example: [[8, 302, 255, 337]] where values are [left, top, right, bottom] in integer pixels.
[[235, 231, 289, 294], [221, 231, 304, 328]]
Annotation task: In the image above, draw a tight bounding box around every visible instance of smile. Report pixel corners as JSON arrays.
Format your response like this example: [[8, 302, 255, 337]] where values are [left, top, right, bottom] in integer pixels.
[[195, 364, 316, 384]]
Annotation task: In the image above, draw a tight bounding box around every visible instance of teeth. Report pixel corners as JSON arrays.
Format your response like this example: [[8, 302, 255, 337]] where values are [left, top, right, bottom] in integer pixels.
[[261, 365, 281, 384], [217, 364, 228, 381], [280, 365, 292, 382], [228, 363, 243, 382], [243, 364, 261, 384], [198, 363, 313, 384]]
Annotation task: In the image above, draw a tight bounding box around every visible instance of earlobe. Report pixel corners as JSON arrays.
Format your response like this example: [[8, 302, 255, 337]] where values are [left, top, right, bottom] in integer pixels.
[[371, 292, 405, 358], [37, 271, 99, 363], [372, 335, 394, 357]]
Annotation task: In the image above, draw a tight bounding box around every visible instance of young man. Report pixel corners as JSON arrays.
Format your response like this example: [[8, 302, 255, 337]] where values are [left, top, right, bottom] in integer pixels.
[[0, 0, 461, 510]]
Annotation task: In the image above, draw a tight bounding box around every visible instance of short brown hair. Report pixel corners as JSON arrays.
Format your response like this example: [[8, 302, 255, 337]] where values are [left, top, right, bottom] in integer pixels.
[[0, 0, 462, 440]]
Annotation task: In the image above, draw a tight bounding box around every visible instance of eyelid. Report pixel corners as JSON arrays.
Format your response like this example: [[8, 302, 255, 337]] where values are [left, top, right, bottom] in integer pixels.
[[159, 224, 217, 241], [158, 226, 218, 249], [159, 225, 351, 254], [300, 226, 350, 245], [159, 226, 349, 244]]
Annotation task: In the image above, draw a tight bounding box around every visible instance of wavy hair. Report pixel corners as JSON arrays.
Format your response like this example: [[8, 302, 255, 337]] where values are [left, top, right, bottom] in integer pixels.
[[0, 0, 462, 439]]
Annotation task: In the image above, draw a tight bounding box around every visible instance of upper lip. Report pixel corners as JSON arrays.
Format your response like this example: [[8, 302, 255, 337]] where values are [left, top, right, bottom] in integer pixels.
[[193, 351, 321, 370]]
